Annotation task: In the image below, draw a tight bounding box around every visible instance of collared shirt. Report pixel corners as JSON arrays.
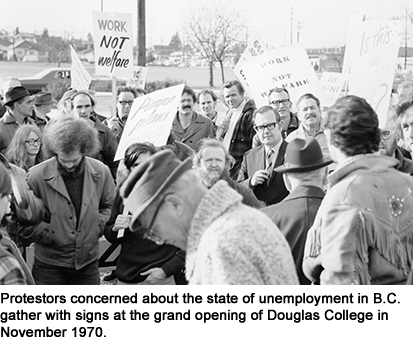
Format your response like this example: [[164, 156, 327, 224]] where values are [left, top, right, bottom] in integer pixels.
[[222, 100, 247, 150], [286, 121, 329, 157]]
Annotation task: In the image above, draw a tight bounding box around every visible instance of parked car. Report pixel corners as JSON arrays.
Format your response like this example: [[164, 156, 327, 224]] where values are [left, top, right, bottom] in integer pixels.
[[19, 68, 71, 94]]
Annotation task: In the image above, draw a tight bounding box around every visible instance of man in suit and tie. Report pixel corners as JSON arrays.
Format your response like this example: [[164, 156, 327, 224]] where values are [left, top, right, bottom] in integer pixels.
[[237, 105, 289, 206]]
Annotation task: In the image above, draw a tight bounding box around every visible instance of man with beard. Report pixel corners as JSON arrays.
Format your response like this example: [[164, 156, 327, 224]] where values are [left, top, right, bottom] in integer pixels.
[[18, 115, 115, 284], [378, 110, 413, 175], [286, 93, 329, 157], [193, 138, 263, 208], [168, 86, 215, 150]]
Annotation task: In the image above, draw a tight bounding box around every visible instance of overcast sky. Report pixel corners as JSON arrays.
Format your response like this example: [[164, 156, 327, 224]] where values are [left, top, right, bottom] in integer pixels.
[[1, 0, 412, 48]]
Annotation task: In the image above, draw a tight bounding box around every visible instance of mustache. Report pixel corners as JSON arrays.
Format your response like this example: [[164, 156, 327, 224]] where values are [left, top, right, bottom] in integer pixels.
[[305, 112, 318, 119], [182, 104, 191, 109], [206, 166, 222, 172]]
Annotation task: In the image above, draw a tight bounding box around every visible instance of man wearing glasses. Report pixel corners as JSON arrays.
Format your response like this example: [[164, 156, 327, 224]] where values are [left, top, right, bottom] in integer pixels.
[[120, 150, 298, 285], [19, 116, 114, 285], [252, 87, 300, 147], [105, 86, 140, 142], [237, 106, 289, 206], [379, 111, 413, 175], [268, 87, 299, 138]]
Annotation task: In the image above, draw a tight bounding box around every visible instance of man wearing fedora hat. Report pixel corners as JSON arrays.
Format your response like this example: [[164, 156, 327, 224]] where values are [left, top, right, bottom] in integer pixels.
[[304, 95, 413, 285], [0, 86, 36, 153], [32, 92, 55, 131], [120, 150, 298, 285], [0, 77, 21, 119], [261, 137, 331, 284]]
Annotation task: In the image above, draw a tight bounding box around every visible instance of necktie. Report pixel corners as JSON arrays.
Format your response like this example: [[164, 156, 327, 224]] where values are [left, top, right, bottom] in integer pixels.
[[266, 148, 274, 173], [265, 149, 274, 186]]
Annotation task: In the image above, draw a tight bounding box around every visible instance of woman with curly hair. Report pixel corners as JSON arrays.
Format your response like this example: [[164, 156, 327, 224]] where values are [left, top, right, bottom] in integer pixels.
[[6, 125, 44, 172]]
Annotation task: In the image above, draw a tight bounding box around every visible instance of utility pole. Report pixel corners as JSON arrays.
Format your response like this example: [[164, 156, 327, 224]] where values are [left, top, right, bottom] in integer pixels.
[[405, 9, 408, 70], [137, 0, 146, 66], [290, 7, 293, 45], [297, 22, 302, 43]]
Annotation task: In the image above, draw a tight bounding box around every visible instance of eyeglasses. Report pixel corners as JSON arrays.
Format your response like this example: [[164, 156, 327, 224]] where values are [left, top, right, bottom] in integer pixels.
[[118, 100, 134, 106], [142, 193, 171, 244], [269, 99, 290, 107], [25, 138, 41, 146], [254, 122, 278, 132], [381, 130, 391, 140]]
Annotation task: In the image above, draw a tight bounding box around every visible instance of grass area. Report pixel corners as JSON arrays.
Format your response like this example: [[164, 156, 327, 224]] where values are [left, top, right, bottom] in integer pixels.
[[0, 61, 237, 89]]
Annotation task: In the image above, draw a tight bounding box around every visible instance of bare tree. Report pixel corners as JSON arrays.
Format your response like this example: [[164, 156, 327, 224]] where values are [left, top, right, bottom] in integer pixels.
[[186, 2, 245, 87]]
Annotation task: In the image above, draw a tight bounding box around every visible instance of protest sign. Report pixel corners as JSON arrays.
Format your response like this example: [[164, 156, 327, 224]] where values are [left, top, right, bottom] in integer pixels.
[[92, 11, 134, 78], [126, 66, 148, 89], [70, 46, 93, 91], [0, 75, 3, 91], [114, 84, 184, 161], [241, 43, 326, 108], [342, 13, 366, 78], [319, 72, 345, 108], [348, 20, 401, 127], [233, 31, 268, 98]]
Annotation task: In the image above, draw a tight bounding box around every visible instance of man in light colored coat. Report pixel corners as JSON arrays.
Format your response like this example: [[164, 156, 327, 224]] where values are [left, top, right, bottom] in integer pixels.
[[120, 150, 298, 285], [304, 95, 413, 285]]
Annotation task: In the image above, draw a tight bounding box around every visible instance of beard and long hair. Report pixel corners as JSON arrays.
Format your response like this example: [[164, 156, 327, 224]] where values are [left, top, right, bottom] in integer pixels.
[[57, 156, 86, 178], [197, 166, 226, 188]]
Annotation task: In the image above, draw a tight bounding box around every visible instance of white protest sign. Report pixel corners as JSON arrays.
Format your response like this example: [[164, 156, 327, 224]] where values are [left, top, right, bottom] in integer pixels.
[[126, 66, 148, 89], [233, 31, 268, 98], [0, 75, 3, 92], [92, 11, 133, 78], [348, 20, 401, 127], [319, 72, 346, 108], [114, 84, 185, 161], [242, 43, 326, 108], [342, 13, 366, 78], [70, 46, 93, 91]]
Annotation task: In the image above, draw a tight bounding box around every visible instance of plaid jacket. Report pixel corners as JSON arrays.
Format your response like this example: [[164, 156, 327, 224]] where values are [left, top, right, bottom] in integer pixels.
[[225, 100, 256, 178]]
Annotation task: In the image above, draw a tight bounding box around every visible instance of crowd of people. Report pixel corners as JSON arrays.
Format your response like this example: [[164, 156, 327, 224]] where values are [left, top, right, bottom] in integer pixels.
[[1, 74, 413, 285]]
